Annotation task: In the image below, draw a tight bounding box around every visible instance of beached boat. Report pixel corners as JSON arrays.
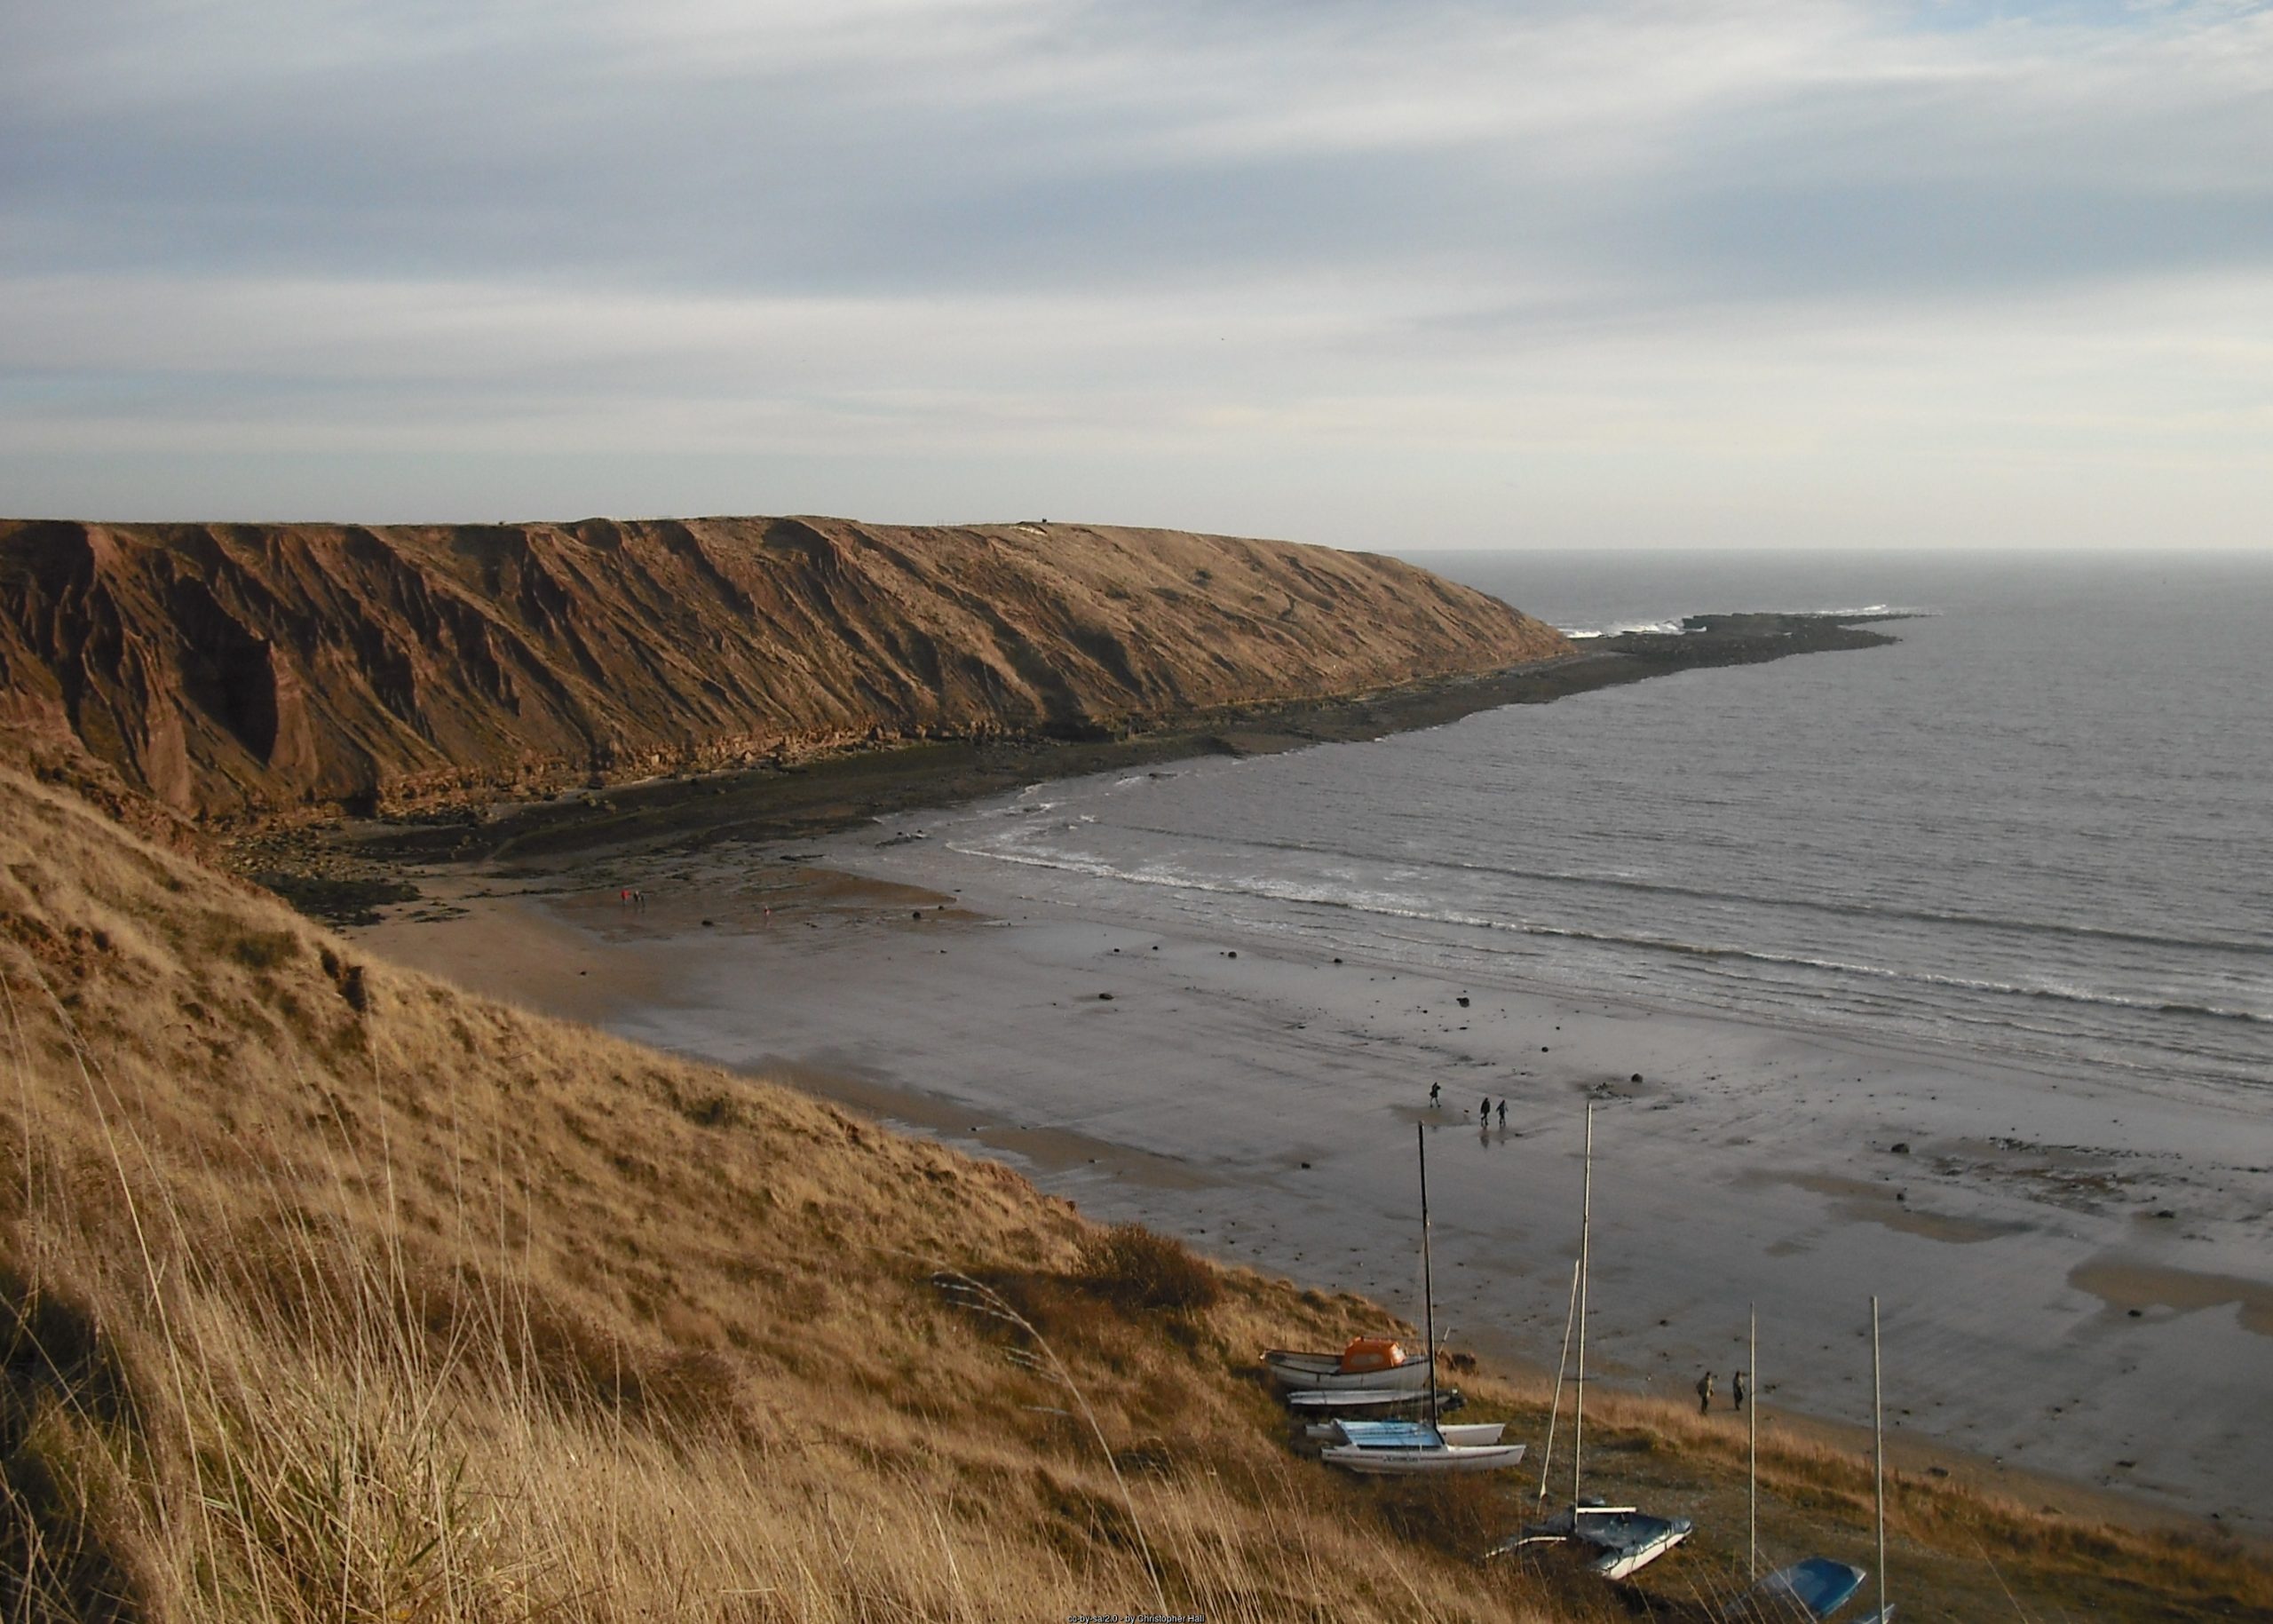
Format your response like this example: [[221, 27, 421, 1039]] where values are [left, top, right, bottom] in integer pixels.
[[1577, 1510, 1692, 1581], [1306, 1127, 1529, 1476], [1724, 1306, 1894, 1620], [1507, 1105, 1692, 1581], [1317, 1418, 1527, 1475], [1556, 1505, 1695, 1580], [1285, 1383, 1460, 1412], [1493, 1501, 1693, 1580], [1304, 1416, 1498, 1444], [1736, 1557, 1867, 1619], [1262, 1336, 1434, 1392]]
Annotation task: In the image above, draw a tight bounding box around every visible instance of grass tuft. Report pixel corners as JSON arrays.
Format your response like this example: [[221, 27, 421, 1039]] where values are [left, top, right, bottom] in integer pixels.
[[1073, 1223, 1223, 1313]]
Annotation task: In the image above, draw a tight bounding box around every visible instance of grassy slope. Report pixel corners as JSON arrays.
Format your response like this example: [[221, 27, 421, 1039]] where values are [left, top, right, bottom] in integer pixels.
[[0, 764, 1582, 1621], [3, 764, 2268, 1622]]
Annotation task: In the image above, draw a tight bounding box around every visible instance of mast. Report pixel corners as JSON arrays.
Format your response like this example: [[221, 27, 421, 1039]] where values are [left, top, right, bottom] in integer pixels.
[[1573, 1099, 1594, 1502], [1536, 1257, 1581, 1507], [1418, 1122, 1438, 1425], [1872, 1295, 1888, 1621], [1749, 1300, 1759, 1580]]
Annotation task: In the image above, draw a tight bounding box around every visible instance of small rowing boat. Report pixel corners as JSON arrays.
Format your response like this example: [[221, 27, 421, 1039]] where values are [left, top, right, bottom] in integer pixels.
[[1284, 1383, 1460, 1412], [1317, 1418, 1528, 1476], [1262, 1336, 1434, 1393], [1304, 1415, 1497, 1444]]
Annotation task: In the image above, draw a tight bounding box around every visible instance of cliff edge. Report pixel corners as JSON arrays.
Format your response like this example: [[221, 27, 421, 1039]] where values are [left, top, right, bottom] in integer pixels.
[[0, 516, 1567, 823]]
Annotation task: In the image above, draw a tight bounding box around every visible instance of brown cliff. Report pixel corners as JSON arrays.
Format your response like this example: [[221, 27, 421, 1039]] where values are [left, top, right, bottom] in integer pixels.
[[0, 516, 1568, 824]]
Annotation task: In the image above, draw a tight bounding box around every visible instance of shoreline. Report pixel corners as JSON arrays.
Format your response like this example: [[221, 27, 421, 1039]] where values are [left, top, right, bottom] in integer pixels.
[[241, 612, 1900, 916], [352, 809, 2272, 1549]]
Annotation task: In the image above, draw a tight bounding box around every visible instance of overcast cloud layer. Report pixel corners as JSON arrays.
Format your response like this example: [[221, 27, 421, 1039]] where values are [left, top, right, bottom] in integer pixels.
[[4, 0, 2269, 547]]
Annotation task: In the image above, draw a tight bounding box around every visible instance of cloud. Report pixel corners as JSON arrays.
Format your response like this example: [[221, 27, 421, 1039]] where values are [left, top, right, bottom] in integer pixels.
[[2, 0, 2269, 543]]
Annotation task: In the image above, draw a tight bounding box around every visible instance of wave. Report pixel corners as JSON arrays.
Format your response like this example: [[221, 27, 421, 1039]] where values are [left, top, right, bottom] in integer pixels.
[[1057, 822, 2270, 959], [1561, 619, 1690, 639], [1557, 604, 1932, 639], [1519, 927, 2270, 1026], [951, 843, 2270, 1027]]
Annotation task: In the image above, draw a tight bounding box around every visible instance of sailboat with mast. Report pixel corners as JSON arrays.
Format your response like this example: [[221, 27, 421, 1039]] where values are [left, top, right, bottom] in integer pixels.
[[1494, 1101, 1691, 1579], [1733, 1296, 1895, 1621], [1314, 1123, 1528, 1475]]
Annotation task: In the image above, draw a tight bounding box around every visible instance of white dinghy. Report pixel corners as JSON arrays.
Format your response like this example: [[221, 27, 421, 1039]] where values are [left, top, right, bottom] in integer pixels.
[[1303, 1415, 1495, 1444], [1262, 1337, 1434, 1393], [1318, 1418, 1528, 1476], [1284, 1383, 1460, 1413], [1315, 1127, 1527, 1476]]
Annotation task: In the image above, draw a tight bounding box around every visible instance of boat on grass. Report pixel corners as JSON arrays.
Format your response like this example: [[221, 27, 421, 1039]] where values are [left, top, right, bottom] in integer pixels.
[[1303, 1414, 1493, 1444], [1300, 1127, 1529, 1477], [1317, 1417, 1527, 1476], [1262, 1336, 1433, 1393], [1506, 1104, 1691, 1582], [1285, 1382, 1460, 1413], [1493, 1501, 1693, 1580], [1734, 1557, 1869, 1619]]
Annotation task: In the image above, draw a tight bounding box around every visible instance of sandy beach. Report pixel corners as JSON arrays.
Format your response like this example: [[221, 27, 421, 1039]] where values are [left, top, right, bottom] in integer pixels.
[[356, 801, 2273, 1542]]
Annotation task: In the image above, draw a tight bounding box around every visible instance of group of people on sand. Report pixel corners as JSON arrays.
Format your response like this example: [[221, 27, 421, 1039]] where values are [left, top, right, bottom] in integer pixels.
[[617, 887, 648, 908], [1418, 1073, 1754, 1419], [1427, 1081, 1507, 1129]]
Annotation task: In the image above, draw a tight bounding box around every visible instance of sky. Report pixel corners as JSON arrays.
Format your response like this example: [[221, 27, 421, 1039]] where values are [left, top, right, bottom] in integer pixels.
[[3, 0, 2269, 550]]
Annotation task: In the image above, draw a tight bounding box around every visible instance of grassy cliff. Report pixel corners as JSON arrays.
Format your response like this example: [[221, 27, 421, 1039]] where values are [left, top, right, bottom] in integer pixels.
[[0, 518, 1569, 825]]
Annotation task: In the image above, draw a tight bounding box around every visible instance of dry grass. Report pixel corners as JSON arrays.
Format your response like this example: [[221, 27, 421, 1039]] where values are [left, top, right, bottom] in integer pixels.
[[0, 761, 2266, 1622], [0, 766, 1574, 1621], [1072, 1223, 1224, 1314]]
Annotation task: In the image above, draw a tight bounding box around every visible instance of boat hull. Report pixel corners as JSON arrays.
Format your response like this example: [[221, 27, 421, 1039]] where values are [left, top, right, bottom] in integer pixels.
[[1495, 1504, 1692, 1579], [1286, 1385, 1460, 1411], [1272, 1337, 1427, 1391], [1263, 1350, 1434, 1392], [1321, 1442, 1527, 1475], [1585, 1515, 1693, 1581], [1741, 1558, 1867, 1620], [1437, 1422, 1507, 1446]]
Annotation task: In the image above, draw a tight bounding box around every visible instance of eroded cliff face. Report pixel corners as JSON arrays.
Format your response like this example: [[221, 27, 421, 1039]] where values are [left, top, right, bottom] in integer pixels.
[[0, 515, 1568, 823]]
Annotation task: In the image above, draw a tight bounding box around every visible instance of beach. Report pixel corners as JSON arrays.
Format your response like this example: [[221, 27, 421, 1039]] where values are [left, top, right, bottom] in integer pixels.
[[356, 812, 2273, 1542]]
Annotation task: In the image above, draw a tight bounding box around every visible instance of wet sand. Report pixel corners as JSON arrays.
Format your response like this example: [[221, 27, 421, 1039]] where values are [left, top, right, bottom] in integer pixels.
[[354, 835, 2273, 1543]]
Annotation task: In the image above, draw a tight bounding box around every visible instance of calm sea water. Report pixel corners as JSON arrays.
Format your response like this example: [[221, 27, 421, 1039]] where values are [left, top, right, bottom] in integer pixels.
[[935, 551, 2271, 1097]]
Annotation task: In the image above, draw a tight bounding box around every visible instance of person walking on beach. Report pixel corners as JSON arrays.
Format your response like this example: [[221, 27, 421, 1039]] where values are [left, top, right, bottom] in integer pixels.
[[1496, 1099, 1508, 1130], [1429, 1081, 1441, 1109], [1696, 1370, 1715, 1414], [1479, 1095, 1490, 1121], [1732, 1369, 1748, 1413]]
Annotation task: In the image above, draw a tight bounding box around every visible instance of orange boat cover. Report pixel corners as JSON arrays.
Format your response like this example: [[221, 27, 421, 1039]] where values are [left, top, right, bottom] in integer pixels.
[[1337, 1337, 1408, 1374]]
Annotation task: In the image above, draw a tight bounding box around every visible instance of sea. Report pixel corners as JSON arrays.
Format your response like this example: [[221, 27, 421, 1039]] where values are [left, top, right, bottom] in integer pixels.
[[924, 551, 2271, 1099]]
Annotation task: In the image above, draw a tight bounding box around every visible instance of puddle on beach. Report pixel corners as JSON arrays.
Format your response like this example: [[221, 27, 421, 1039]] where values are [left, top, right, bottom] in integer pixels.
[[2069, 1256, 2273, 1337], [1746, 1169, 2025, 1245]]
